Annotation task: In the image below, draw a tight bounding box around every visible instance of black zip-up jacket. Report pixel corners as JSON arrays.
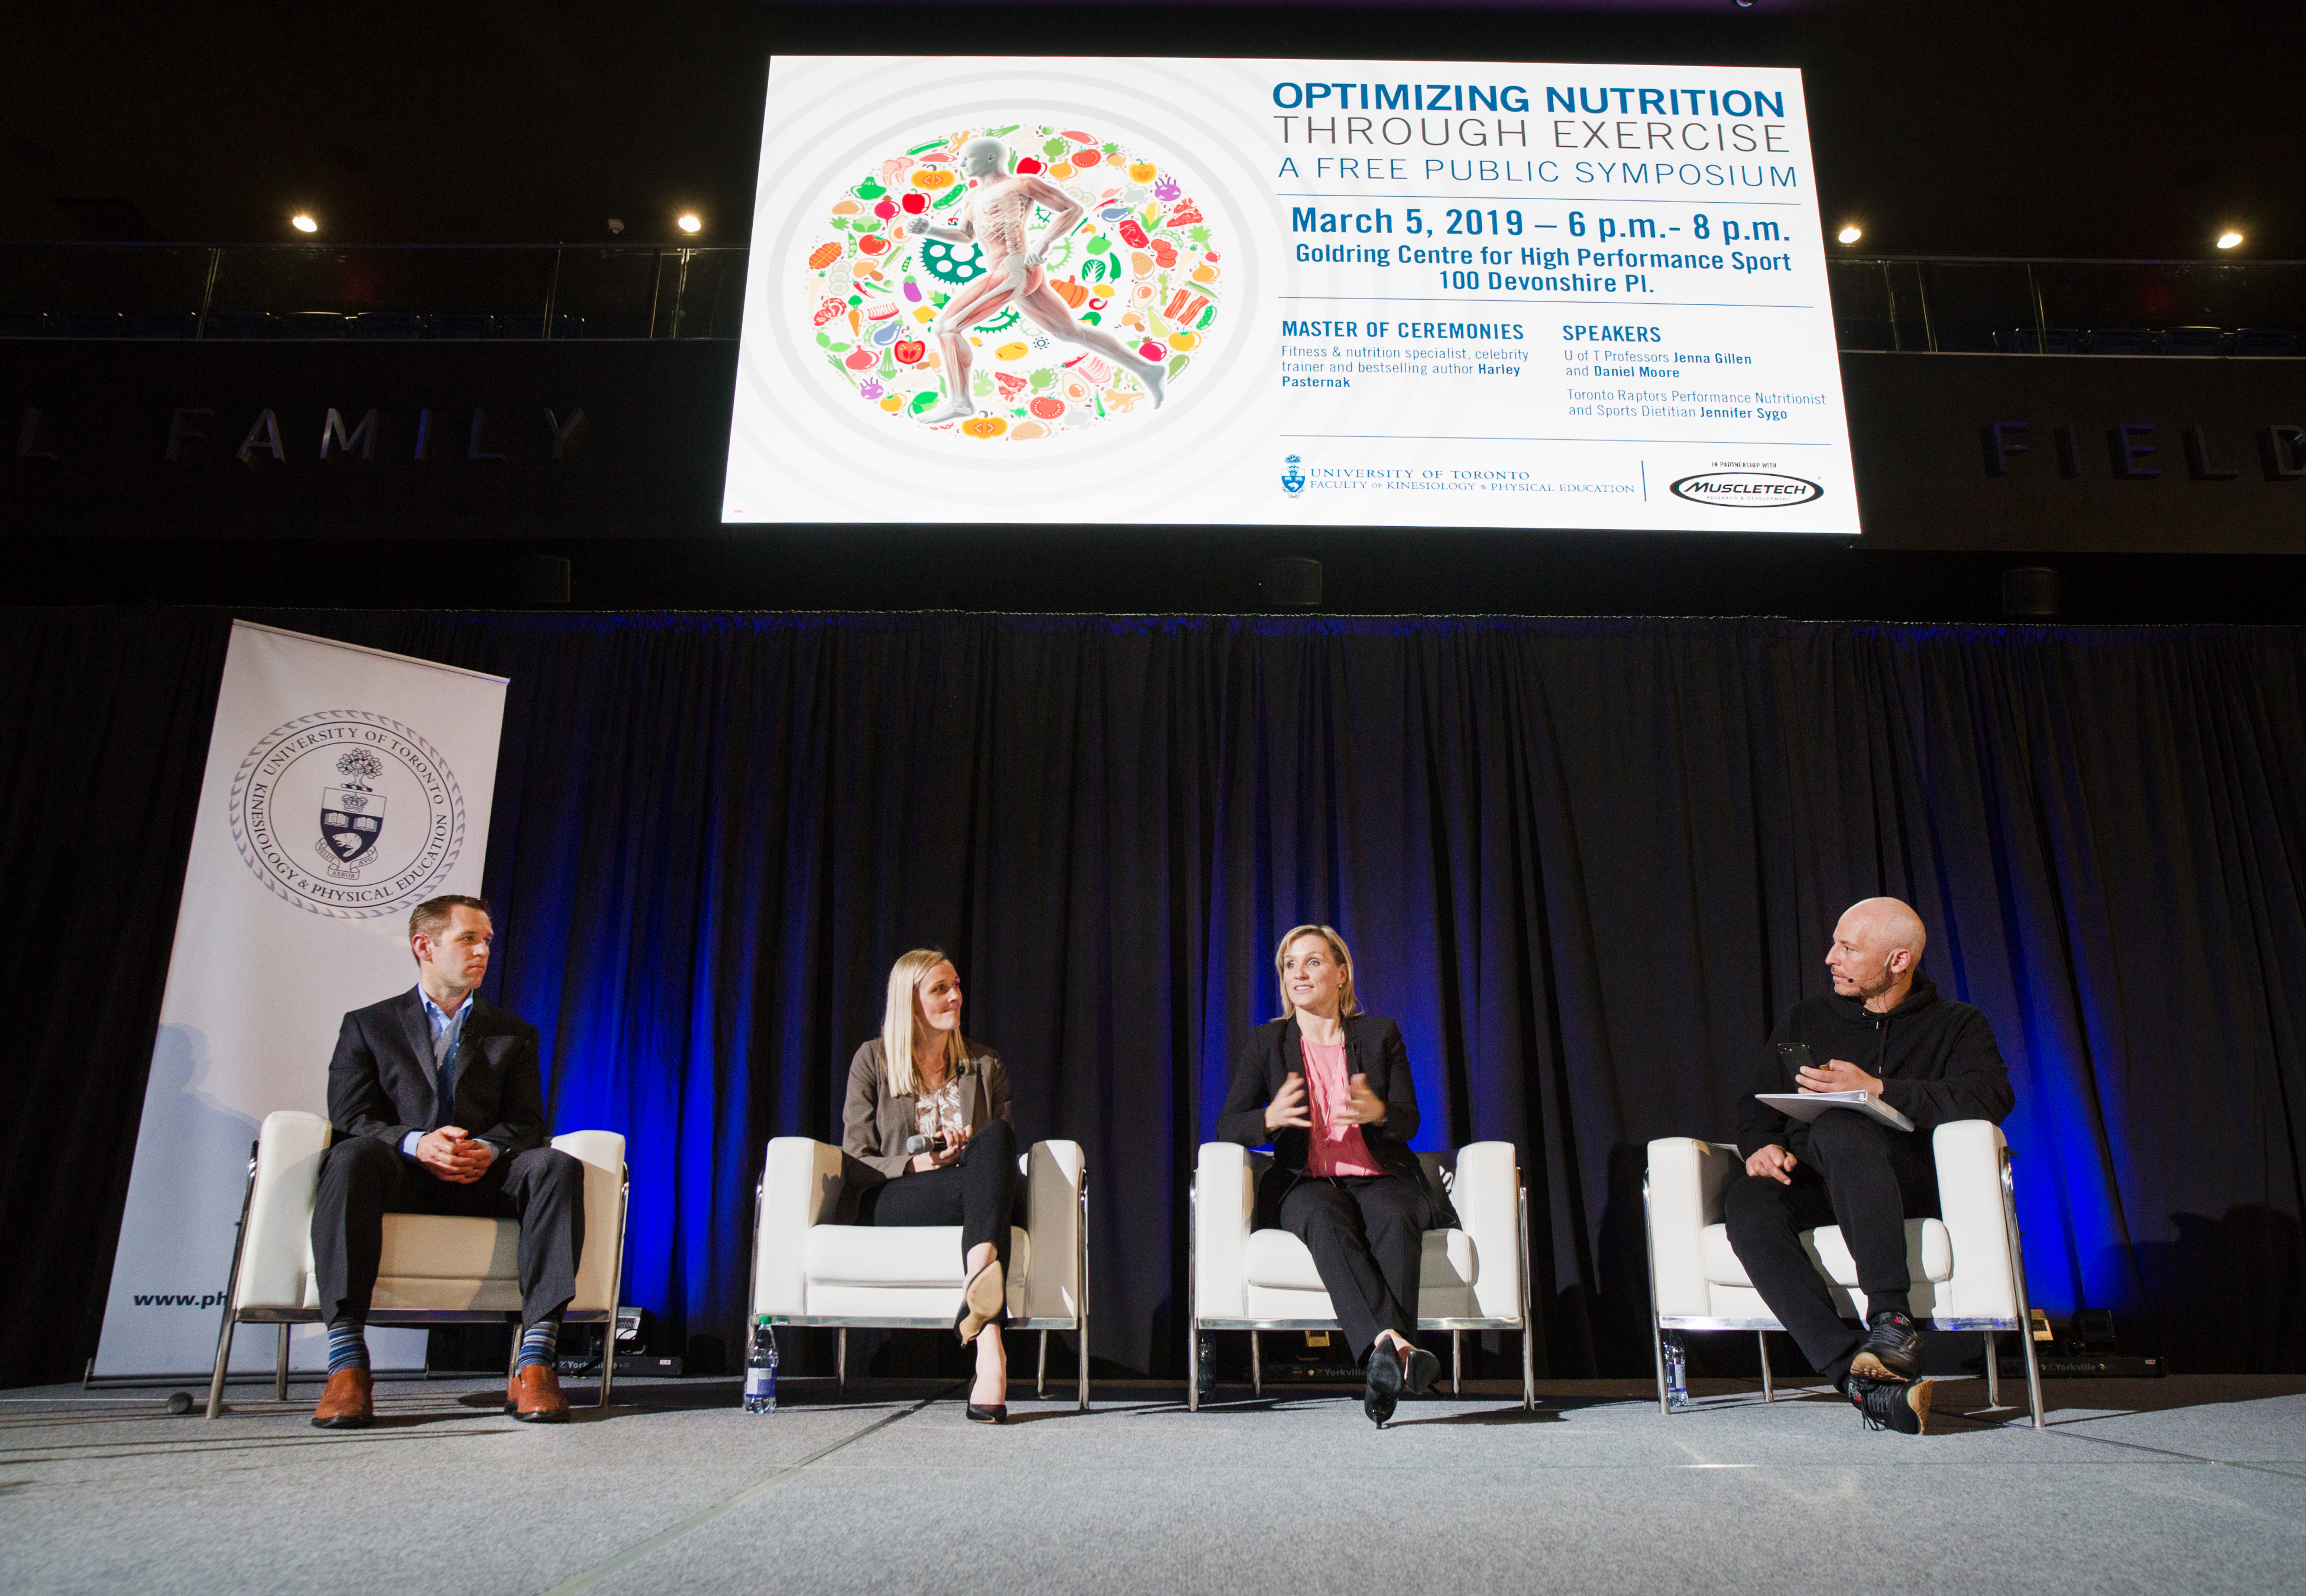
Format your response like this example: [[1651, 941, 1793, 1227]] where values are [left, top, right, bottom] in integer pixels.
[[1737, 974, 2014, 1160]]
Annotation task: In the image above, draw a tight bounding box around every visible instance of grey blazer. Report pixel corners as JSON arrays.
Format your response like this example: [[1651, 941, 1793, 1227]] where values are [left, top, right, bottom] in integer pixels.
[[841, 1037, 1011, 1186]]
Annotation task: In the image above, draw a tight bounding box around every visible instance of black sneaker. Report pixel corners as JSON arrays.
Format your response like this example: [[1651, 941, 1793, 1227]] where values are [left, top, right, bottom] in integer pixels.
[[1849, 1309, 1923, 1383], [1849, 1373, 1933, 1435]]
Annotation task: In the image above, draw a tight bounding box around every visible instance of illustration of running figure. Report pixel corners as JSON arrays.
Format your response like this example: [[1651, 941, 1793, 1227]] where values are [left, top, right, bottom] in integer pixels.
[[907, 135, 1167, 423]]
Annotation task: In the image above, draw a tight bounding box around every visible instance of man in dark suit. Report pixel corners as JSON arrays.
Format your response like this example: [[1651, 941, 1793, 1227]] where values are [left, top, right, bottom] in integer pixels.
[[309, 894, 585, 1428], [1217, 926, 1457, 1426]]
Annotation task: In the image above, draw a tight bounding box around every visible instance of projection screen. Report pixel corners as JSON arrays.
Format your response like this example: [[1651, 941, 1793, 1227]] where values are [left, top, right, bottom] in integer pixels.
[[726, 56, 1857, 534]]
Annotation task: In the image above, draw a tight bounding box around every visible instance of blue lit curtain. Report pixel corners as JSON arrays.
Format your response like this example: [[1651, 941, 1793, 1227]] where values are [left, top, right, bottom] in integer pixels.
[[8, 608, 2304, 1384]]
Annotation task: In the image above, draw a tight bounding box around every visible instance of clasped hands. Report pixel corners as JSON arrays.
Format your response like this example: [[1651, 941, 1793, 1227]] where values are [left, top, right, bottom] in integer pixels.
[[416, 1126, 496, 1184], [1264, 1071, 1385, 1133], [911, 1123, 971, 1174], [1746, 1056, 1887, 1183]]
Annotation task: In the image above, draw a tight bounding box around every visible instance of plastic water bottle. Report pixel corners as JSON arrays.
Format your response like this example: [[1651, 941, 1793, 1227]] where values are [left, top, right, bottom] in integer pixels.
[[743, 1327, 778, 1413], [1662, 1331, 1689, 1410]]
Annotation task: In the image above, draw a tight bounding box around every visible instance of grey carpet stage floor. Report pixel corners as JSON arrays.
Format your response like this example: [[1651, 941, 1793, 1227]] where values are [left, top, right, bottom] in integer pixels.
[[4, 1373, 2304, 1594]]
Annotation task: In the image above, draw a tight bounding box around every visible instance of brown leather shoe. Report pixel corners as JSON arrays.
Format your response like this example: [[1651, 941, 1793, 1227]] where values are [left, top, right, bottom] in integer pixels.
[[311, 1367, 374, 1429], [506, 1362, 572, 1423]]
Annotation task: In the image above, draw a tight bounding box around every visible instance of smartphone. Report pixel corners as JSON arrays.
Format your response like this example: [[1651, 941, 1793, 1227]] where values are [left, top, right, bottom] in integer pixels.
[[1775, 1042, 1816, 1084]]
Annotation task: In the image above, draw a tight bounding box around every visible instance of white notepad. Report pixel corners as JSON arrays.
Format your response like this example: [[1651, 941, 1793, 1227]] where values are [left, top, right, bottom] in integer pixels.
[[1754, 1091, 1915, 1133]]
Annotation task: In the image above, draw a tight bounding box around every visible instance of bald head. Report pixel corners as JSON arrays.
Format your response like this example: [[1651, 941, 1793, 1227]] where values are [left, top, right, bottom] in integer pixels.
[[1844, 897, 1925, 959], [1826, 897, 1926, 1011]]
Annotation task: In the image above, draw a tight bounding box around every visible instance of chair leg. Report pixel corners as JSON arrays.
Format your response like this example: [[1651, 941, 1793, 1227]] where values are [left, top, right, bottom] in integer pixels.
[[602, 1163, 629, 1409], [1076, 1175, 1091, 1413], [204, 1315, 239, 1422], [1249, 1329, 1261, 1397], [1037, 1329, 1049, 1400], [275, 1324, 290, 1401], [1643, 1172, 1669, 1417], [2021, 1327, 2045, 1430], [1514, 1182, 1536, 1411], [205, 1141, 261, 1420], [1758, 1331, 1773, 1402], [837, 1328, 847, 1397], [1185, 1182, 1199, 1412], [1650, 1312, 1671, 1417], [1999, 1149, 2048, 1430], [1451, 1330, 1462, 1395], [1984, 1329, 2002, 1407]]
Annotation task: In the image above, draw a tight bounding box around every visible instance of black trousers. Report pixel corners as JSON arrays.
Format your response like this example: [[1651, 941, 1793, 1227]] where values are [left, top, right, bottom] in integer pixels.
[[1722, 1110, 1940, 1381], [856, 1118, 1020, 1312], [312, 1134, 587, 1328], [1278, 1173, 1436, 1363]]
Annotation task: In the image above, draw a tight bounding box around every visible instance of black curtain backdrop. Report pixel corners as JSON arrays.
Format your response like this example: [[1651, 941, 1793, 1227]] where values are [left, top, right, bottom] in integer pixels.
[[6, 607, 2304, 1389]]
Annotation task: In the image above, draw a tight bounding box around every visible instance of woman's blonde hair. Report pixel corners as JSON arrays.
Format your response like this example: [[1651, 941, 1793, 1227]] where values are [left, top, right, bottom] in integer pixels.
[[1272, 924, 1361, 1020], [882, 948, 969, 1097]]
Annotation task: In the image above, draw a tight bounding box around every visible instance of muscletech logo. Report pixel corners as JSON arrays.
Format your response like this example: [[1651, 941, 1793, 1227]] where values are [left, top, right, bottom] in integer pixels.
[[1669, 471, 1823, 507], [229, 710, 465, 919], [1281, 454, 1306, 496]]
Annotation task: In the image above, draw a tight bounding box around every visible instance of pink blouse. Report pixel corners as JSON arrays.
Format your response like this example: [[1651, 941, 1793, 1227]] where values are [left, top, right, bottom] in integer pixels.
[[1300, 1037, 1384, 1177]]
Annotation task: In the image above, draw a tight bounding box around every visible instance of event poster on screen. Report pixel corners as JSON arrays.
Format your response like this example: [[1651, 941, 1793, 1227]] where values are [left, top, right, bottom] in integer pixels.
[[725, 57, 1857, 534]]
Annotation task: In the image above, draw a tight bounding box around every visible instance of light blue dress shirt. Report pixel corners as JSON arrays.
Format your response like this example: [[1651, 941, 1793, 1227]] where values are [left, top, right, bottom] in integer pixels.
[[399, 992, 500, 1165]]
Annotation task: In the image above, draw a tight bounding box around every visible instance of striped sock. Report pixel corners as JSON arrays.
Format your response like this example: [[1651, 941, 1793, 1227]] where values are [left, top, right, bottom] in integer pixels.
[[516, 1318, 561, 1372], [325, 1318, 370, 1374]]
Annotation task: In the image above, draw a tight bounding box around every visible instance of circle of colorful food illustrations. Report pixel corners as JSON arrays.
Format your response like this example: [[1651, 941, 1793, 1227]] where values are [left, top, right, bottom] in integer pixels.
[[804, 124, 1220, 441]]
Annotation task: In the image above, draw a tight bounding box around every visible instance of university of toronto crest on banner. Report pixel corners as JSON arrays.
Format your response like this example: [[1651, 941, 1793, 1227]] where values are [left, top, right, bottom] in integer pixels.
[[229, 709, 466, 919]]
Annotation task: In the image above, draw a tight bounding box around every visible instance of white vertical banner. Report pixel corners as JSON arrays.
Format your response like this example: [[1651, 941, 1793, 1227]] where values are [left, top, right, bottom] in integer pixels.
[[93, 621, 509, 1379]]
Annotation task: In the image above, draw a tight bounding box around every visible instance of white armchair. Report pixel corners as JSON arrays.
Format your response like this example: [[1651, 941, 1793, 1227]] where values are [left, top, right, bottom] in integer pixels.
[[205, 1111, 630, 1418], [1644, 1118, 2043, 1425], [748, 1137, 1089, 1409], [1188, 1142, 1534, 1410]]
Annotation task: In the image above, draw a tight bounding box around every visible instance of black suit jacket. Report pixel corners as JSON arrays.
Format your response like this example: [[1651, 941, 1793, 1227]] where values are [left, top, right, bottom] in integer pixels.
[[326, 987, 547, 1154], [1216, 1013, 1456, 1231]]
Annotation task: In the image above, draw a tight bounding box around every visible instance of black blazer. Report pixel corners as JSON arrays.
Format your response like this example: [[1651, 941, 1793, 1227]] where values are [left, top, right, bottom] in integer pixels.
[[1216, 1013, 1456, 1231], [326, 986, 547, 1154]]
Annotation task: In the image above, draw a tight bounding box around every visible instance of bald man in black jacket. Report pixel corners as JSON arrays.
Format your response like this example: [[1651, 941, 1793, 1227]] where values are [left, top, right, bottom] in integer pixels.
[[1726, 897, 2014, 1435]]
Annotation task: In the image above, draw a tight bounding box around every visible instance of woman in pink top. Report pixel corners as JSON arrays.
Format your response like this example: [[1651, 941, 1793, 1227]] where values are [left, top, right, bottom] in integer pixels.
[[1216, 925, 1456, 1426]]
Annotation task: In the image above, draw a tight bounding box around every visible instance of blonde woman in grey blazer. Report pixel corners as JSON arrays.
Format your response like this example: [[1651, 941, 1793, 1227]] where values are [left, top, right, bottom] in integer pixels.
[[842, 948, 1020, 1422]]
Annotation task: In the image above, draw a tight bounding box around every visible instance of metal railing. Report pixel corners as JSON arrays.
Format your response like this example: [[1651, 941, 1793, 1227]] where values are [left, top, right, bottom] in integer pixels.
[[0, 242, 745, 341], [2, 243, 2301, 352], [1828, 256, 2306, 356]]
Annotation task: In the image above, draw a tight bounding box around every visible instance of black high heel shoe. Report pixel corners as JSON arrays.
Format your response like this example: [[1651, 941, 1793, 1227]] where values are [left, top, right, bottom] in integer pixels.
[[966, 1402, 1008, 1424], [1401, 1345, 1442, 1397], [1363, 1343, 1403, 1428]]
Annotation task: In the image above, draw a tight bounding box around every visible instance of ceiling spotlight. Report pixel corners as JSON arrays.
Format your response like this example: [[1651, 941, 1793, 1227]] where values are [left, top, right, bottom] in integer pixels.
[[290, 213, 318, 234], [2216, 231, 2243, 250], [607, 218, 625, 235], [1837, 225, 1863, 245], [676, 213, 702, 235]]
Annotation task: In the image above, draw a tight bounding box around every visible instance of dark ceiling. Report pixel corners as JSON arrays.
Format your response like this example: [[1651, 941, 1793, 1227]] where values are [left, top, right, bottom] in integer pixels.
[[3, 1, 2298, 259]]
